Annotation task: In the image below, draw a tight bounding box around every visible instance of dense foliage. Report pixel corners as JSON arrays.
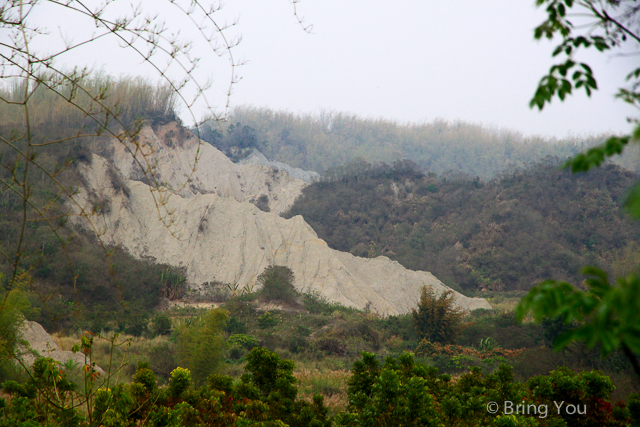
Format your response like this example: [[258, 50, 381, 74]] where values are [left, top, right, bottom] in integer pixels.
[[337, 352, 638, 427], [518, 266, 640, 377], [3, 347, 638, 427], [0, 347, 331, 427], [284, 159, 640, 292], [209, 285, 637, 392]]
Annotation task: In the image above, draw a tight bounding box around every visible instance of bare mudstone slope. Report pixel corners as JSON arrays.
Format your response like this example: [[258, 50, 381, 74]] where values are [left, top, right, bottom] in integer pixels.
[[75, 123, 490, 315], [93, 122, 305, 214]]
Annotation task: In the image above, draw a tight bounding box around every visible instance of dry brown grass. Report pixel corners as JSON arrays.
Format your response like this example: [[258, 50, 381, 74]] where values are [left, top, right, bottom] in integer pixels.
[[485, 294, 523, 312], [294, 367, 350, 415]]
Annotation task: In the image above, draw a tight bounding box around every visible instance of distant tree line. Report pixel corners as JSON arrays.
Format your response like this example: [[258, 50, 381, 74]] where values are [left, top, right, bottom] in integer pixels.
[[229, 106, 640, 178]]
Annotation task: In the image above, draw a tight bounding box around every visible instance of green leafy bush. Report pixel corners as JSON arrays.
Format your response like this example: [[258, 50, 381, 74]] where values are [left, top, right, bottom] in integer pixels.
[[258, 265, 299, 305], [628, 393, 640, 426], [158, 268, 187, 301], [228, 334, 259, 350], [415, 339, 438, 357], [517, 267, 640, 376], [168, 367, 191, 398], [133, 361, 157, 392], [258, 312, 278, 329], [0, 348, 631, 427], [478, 337, 499, 352], [153, 314, 172, 335]]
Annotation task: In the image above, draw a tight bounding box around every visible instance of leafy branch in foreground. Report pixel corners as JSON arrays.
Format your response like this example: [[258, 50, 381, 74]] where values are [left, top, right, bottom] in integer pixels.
[[518, 0, 640, 377], [517, 266, 640, 376], [530, 0, 640, 215], [529, 0, 640, 216], [530, 0, 640, 111]]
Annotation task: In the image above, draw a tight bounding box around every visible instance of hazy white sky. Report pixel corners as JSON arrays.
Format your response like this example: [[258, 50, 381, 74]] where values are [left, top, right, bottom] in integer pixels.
[[15, 0, 640, 138]]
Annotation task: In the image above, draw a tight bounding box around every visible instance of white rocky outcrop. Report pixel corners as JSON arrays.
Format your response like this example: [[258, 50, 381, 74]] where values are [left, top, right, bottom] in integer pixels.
[[75, 123, 490, 315], [93, 122, 305, 214], [17, 321, 104, 374], [239, 149, 320, 183]]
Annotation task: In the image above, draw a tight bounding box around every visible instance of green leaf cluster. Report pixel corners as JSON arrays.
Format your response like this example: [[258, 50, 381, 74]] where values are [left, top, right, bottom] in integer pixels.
[[228, 334, 259, 350], [517, 267, 640, 374], [519, 0, 640, 383], [257, 312, 279, 330]]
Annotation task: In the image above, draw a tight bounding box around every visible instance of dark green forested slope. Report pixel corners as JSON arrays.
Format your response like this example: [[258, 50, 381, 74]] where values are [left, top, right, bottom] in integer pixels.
[[229, 106, 640, 177], [284, 159, 640, 293]]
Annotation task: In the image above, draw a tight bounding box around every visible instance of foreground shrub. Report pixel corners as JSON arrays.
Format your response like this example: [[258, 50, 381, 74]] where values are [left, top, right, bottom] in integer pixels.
[[337, 351, 630, 427], [240, 347, 331, 426], [168, 367, 191, 398], [0, 349, 634, 427]]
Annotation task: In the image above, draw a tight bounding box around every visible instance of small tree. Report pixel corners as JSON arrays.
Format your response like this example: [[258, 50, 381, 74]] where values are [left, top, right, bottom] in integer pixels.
[[257, 265, 299, 305], [153, 314, 173, 336], [176, 308, 228, 387], [412, 286, 465, 345]]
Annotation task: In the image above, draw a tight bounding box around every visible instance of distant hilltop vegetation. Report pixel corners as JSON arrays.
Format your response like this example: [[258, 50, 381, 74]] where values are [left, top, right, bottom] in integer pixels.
[[284, 159, 640, 293], [229, 106, 640, 178]]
